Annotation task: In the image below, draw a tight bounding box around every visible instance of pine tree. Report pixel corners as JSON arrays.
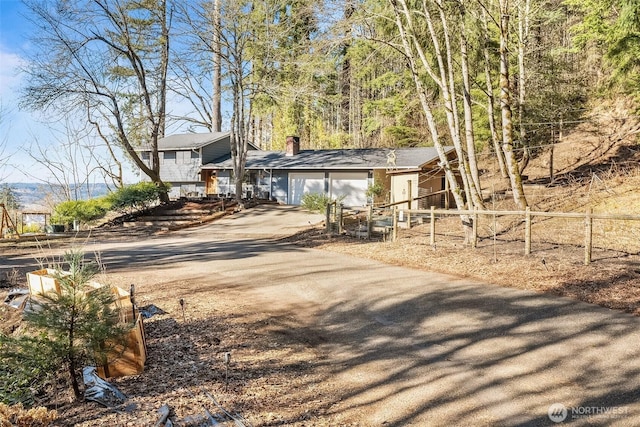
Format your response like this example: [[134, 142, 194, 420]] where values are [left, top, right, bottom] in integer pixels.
[[14, 251, 131, 401]]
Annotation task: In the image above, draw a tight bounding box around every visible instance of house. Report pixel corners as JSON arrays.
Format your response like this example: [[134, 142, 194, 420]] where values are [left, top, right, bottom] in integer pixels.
[[142, 132, 457, 208], [202, 136, 458, 208], [136, 132, 258, 199]]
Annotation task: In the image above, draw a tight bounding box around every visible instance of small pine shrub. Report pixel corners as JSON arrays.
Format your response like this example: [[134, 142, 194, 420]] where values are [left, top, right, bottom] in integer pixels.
[[2, 251, 132, 402], [301, 193, 333, 212]]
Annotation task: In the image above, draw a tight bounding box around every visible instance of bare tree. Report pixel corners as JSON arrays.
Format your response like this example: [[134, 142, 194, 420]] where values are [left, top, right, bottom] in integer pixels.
[[178, 0, 316, 204], [20, 0, 172, 202], [389, 0, 485, 212], [458, 2, 483, 204], [389, 0, 472, 239], [498, 0, 528, 209], [481, 6, 509, 178], [212, 0, 223, 132], [23, 120, 101, 202], [517, 0, 532, 174]]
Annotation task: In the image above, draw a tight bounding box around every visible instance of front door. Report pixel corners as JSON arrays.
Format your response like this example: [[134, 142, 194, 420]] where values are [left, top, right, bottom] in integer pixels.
[[203, 170, 218, 195]]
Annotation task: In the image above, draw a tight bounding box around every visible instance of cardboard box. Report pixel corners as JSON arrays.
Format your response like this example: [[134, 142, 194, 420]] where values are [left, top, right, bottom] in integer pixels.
[[26, 268, 65, 296], [96, 313, 147, 379]]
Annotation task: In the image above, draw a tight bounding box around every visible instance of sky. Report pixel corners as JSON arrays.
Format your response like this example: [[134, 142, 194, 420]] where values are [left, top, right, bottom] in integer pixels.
[[0, 0, 38, 183], [0, 0, 141, 184]]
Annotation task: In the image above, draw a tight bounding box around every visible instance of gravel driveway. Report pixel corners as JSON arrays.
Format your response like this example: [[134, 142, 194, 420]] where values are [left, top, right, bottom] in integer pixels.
[[3, 204, 640, 425]]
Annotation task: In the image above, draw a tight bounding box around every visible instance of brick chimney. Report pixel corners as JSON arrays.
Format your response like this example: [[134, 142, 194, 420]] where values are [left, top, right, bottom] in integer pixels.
[[285, 136, 300, 156]]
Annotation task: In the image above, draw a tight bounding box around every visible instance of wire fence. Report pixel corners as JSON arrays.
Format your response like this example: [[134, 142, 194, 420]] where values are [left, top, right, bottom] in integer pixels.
[[329, 204, 640, 265]]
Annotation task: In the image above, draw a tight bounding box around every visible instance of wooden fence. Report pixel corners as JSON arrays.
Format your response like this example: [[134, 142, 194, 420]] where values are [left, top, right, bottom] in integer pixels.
[[385, 206, 640, 265]]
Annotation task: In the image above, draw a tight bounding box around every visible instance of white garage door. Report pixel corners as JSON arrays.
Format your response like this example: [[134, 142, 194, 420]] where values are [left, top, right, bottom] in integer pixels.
[[288, 172, 325, 205], [330, 172, 368, 207]]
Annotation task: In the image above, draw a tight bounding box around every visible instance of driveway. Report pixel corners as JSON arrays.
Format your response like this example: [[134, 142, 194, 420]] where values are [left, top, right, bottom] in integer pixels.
[[3, 205, 640, 425]]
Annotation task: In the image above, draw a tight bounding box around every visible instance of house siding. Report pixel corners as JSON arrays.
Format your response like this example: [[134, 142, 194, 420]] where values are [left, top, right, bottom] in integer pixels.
[[201, 135, 231, 163], [217, 171, 233, 195], [391, 173, 419, 210], [271, 171, 288, 204], [168, 182, 206, 199], [159, 149, 201, 182]]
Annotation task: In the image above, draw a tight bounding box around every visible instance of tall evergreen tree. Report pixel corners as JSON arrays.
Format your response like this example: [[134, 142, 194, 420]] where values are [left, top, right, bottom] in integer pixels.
[[568, 0, 640, 97]]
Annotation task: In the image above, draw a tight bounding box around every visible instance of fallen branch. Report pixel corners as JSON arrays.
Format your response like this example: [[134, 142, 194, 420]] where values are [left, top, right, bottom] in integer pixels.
[[204, 391, 252, 427]]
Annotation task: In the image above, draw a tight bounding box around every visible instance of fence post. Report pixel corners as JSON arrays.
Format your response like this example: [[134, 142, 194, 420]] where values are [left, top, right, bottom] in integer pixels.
[[337, 203, 344, 234], [584, 207, 592, 265], [525, 207, 531, 255], [392, 206, 398, 242], [367, 204, 373, 239], [325, 202, 331, 233], [430, 206, 436, 247], [444, 178, 450, 209], [471, 208, 478, 248]]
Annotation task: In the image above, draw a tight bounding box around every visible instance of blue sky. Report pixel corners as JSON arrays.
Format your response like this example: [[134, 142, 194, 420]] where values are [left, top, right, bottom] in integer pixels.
[[0, 0, 36, 182], [0, 0, 142, 184]]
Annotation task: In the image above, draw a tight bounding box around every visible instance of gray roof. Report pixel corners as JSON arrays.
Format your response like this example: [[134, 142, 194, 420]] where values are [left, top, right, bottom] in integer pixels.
[[203, 147, 452, 170], [144, 132, 230, 151]]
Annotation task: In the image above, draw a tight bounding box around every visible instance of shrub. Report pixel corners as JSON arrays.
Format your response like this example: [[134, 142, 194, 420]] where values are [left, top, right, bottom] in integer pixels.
[[301, 193, 345, 213], [366, 181, 385, 199], [51, 197, 111, 226], [0, 334, 58, 406], [21, 223, 43, 234], [107, 182, 169, 214], [301, 193, 332, 212]]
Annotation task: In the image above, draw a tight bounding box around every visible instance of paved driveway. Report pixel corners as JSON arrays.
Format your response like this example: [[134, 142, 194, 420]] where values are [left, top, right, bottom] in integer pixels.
[[3, 205, 640, 425]]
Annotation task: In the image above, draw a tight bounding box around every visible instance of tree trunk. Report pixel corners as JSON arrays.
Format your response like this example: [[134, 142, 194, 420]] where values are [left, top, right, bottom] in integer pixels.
[[482, 8, 508, 178], [67, 305, 81, 400], [517, 0, 531, 175], [390, 0, 470, 235], [212, 0, 222, 132], [432, 1, 474, 209], [499, 0, 528, 209], [459, 7, 484, 208]]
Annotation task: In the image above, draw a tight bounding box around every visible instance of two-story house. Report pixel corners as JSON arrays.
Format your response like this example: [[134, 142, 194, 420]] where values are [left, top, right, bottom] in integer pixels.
[[141, 133, 458, 208], [137, 132, 259, 199]]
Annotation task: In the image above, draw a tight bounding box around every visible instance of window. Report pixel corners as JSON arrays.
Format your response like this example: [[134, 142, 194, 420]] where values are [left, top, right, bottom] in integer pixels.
[[162, 151, 176, 163]]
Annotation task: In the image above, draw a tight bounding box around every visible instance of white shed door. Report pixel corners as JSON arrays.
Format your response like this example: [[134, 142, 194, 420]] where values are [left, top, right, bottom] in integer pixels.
[[330, 172, 368, 207], [289, 172, 325, 205]]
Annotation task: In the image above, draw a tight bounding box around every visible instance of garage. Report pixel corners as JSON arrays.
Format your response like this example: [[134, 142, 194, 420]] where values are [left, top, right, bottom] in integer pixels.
[[288, 172, 325, 205], [329, 172, 369, 207]]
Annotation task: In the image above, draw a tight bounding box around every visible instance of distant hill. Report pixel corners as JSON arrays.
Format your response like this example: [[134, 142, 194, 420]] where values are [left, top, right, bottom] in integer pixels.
[[4, 183, 110, 211]]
